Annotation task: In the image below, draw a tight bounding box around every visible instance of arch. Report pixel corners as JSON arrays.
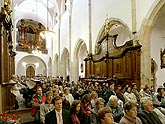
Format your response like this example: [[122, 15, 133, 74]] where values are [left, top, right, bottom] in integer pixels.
[[73, 39, 87, 82], [16, 55, 47, 76], [61, 48, 69, 80], [95, 18, 132, 53], [139, 1, 165, 87]]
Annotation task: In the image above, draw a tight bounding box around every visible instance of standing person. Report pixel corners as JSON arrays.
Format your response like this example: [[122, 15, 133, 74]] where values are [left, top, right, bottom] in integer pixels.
[[45, 96, 72, 124], [31, 86, 46, 124], [119, 101, 142, 124], [137, 97, 162, 124], [40, 91, 55, 124], [97, 107, 118, 124]]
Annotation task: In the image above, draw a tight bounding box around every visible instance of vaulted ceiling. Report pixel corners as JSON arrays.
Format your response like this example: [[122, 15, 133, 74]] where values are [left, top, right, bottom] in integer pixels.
[[13, 0, 64, 27]]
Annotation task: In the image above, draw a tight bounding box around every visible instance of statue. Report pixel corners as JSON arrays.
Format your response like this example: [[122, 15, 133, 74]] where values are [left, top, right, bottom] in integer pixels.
[[151, 58, 155, 74], [2, 0, 16, 57], [104, 18, 110, 35]]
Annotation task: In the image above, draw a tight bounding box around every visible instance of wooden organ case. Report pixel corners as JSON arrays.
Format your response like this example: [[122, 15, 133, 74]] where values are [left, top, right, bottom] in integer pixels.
[[84, 34, 141, 89]]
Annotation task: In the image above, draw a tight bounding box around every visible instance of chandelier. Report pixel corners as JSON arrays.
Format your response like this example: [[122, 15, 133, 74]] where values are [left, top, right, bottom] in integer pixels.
[[39, 0, 55, 38]]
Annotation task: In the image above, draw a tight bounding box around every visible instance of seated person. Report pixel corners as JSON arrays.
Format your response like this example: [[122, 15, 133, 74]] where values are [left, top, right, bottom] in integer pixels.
[[70, 100, 83, 124], [156, 86, 165, 107], [90, 97, 105, 124], [59, 92, 70, 110], [119, 101, 142, 124], [45, 96, 72, 124], [40, 91, 54, 124], [137, 97, 162, 124], [106, 95, 123, 122], [97, 107, 118, 124]]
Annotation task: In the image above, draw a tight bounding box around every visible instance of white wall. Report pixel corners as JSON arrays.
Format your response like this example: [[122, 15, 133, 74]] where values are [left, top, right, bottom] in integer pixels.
[[151, 26, 165, 87], [91, 0, 132, 51], [136, 0, 156, 31], [15, 52, 50, 76], [71, 0, 89, 58], [69, 0, 131, 59], [60, 12, 70, 54]]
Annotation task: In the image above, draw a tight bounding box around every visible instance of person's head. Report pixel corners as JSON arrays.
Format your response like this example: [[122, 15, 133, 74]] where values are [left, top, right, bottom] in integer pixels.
[[97, 107, 114, 124], [36, 86, 42, 95], [160, 88, 165, 95], [11, 75, 17, 81], [95, 97, 105, 110], [82, 94, 91, 104], [52, 96, 62, 112], [143, 85, 150, 94], [70, 100, 81, 114], [53, 89, 59, 97], [90, 91, 98, 100], [125, 86, 132, 93], [132, 83, 137, 90], [109, 95, 118, 108], [41, 82, 46, 88], [59, 92, 66, 101], [157, 86, 165, 95], [64, 87, 70, 95], [117, 84, 122, 90], [140, 97, 153, 112], [46, 91, 53, 101], [58, 86, 63, 91], [109, 82, 115, 91], [124, 101, 138, 118]]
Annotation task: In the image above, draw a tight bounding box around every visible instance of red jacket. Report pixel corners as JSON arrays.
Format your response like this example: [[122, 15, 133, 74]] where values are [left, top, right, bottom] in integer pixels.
[[31, 94, 46, 117]]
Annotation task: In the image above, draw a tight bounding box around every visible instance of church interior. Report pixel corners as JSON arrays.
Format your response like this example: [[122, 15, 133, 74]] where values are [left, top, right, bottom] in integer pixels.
[[0, 0, 165, 123]]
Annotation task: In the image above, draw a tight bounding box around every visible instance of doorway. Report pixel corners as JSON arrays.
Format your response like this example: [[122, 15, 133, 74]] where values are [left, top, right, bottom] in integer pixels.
[[26, 66, 35, 77]]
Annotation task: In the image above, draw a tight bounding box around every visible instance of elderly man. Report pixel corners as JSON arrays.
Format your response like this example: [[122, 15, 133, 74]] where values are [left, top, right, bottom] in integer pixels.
[[90, 97, 105, 124], [137, 97, 162, 124], [106, 95, 123, 123], [45, 96, 72, 124]]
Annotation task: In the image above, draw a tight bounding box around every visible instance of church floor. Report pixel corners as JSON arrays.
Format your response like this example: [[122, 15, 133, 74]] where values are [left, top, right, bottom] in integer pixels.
[[9, 107, 34, 123]]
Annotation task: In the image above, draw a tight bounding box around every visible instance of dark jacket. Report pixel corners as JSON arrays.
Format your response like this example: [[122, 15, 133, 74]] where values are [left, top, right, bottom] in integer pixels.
[[137, 110, 162, 124], [45, 109, 72, 124]]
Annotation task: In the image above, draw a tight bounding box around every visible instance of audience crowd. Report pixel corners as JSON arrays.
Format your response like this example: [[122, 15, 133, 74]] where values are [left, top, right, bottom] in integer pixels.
[[10, 75, 165, 124]]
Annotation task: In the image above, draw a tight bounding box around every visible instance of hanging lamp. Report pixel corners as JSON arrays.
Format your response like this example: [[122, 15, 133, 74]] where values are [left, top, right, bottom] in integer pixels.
[[39, 0, 55, 38]]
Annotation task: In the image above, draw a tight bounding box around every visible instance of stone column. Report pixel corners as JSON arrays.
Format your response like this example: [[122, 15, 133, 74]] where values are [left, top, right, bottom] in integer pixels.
[[140, 23, 151, 86], [68, 0, 73, 81], [88, 0, 92, 54], [131, 0, 137, 33], [58, 15, 61, 76]]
